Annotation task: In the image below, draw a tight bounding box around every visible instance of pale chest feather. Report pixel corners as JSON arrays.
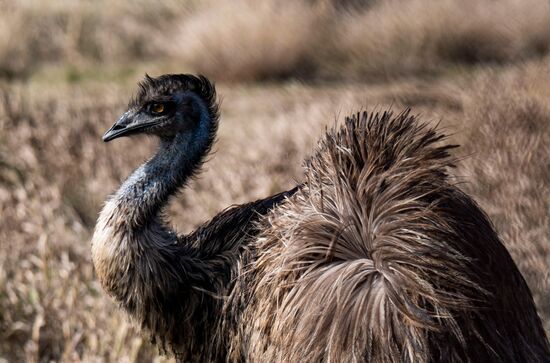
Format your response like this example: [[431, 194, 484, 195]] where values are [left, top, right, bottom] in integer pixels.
[[91, 199, 132, 291]]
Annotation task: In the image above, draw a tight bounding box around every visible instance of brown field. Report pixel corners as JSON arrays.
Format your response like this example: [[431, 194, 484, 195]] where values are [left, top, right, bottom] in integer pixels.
[[0, 0, 549, 362]]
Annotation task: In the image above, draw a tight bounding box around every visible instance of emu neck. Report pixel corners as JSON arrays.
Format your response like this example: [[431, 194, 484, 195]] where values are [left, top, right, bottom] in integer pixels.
[[116, 129, 208, 228]]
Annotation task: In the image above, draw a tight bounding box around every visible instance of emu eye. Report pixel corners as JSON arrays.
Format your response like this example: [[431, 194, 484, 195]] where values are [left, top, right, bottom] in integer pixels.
[[150, 103, 165, 114]]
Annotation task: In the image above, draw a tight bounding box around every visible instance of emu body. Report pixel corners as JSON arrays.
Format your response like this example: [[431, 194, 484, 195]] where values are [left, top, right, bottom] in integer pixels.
[[92, 74, 550, 362]]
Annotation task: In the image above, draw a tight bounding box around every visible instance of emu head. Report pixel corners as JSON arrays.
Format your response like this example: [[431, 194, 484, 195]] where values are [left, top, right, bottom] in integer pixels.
[[103, 74, 219, 142]]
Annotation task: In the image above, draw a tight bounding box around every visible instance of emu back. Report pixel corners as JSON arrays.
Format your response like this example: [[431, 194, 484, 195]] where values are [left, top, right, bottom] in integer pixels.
[[230, 111, 550, 362]]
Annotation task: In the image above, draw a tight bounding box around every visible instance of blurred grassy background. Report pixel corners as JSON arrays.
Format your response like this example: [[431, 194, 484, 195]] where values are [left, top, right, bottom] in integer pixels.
[[0, 0, 549, 362]]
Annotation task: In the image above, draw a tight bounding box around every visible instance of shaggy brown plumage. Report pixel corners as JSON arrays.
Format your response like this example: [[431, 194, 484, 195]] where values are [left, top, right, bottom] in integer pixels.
[[92, 74, 549, 362], [231, 111, 550, 362]]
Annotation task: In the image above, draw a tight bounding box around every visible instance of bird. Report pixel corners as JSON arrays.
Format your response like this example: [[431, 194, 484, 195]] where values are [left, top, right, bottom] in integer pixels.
[[92, 74, 550, 362]]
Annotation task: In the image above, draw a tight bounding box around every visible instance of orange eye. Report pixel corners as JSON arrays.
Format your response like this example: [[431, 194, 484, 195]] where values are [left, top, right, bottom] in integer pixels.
[[151, 103, 164, 114]]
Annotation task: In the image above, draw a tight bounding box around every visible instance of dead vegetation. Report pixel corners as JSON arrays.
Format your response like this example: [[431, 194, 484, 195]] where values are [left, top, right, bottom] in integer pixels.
[[459, 68, 550, 332], [2, 0, 550, 81], [0, 0, 549, 361]]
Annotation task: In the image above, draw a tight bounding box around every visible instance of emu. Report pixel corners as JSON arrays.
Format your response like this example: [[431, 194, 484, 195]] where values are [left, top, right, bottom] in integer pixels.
[[92, 74, 550, 362]]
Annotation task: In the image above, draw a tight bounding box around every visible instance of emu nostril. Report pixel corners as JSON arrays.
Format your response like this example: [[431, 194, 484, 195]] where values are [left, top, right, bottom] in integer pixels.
[[112, 124, 126, 130], [103, 116, 134, 142]]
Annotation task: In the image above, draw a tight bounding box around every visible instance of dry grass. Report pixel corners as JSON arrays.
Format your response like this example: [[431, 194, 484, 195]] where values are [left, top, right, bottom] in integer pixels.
[[329, 0, 550, 78], [170, 0, 323, 82], [458, 67, 550, 332], [0, 0, 194, 79], [168, 0, 550, 80], [2, 0, 550, 81], [1, 0, 549, 361]]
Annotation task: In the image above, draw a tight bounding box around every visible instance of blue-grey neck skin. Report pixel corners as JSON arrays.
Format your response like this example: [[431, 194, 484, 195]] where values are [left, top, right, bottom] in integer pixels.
[[115, 92, 213, 228]]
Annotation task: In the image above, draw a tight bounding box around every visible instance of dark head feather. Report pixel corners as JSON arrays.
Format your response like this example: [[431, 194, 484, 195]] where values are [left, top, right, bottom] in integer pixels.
[[129, 73, 220, 126]]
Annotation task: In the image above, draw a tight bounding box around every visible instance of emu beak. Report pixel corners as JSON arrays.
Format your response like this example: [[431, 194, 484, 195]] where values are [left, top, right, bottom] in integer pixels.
[[103, 112, 133, 142], [103, 112, 160, 142]]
